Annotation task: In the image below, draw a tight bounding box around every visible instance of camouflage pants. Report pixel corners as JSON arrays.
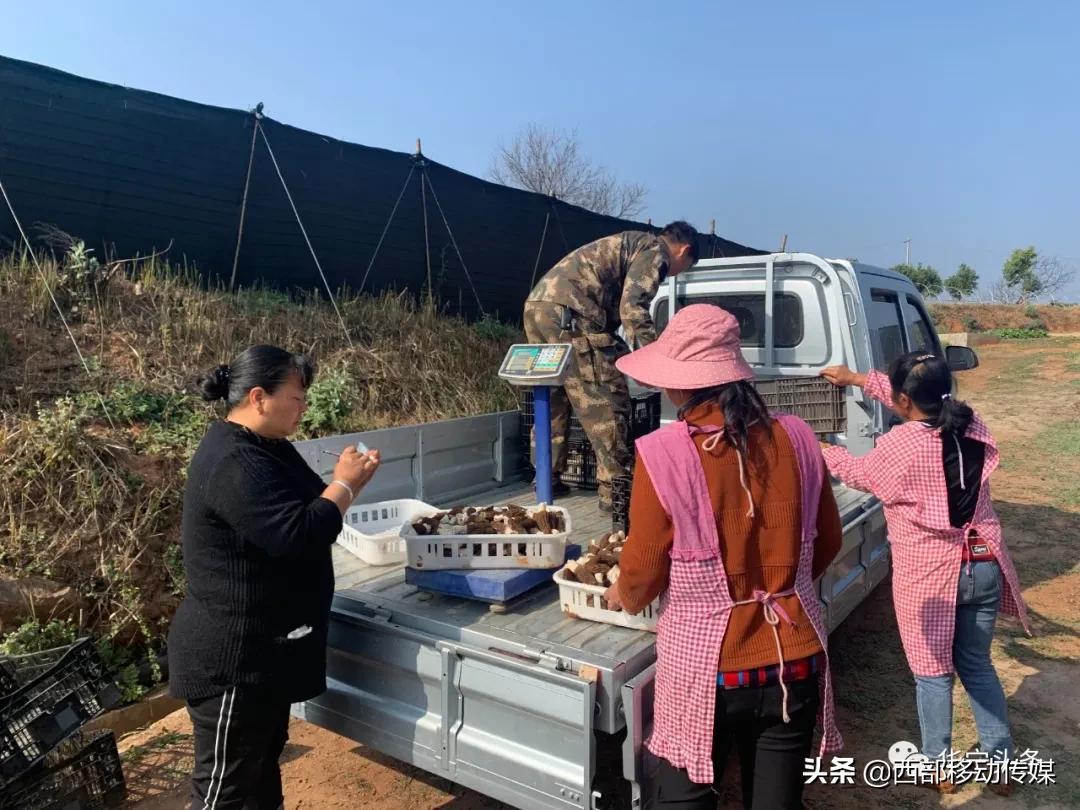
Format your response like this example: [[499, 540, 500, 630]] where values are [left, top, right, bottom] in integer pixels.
[[522, 301, 632, 501]]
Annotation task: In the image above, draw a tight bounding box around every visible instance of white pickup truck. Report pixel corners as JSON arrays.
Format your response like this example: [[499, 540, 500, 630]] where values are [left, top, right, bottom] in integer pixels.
[[291, 253, 978, 810]]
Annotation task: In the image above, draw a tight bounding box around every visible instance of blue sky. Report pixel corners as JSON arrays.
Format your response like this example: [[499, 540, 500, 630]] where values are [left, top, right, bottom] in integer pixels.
[[3, 1, 1078, 298]]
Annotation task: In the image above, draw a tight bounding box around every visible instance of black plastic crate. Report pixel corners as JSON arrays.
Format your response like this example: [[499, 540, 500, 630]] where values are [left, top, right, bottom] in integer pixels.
[[611, 475, 633, 535], [0, 640, 121, 784], [520, 390, 661, 430], [520, 390, 660, 448], [520, 390, 660, 490], [0, 646, 74, 697], [561, 444, 599, 490], [1, 730, 126, 810], [629, 392, 662, 437]]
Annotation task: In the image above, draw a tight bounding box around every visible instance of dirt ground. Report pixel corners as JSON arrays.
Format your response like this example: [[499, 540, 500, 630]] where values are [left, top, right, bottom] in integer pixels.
[[116, 338, 1080, 809]]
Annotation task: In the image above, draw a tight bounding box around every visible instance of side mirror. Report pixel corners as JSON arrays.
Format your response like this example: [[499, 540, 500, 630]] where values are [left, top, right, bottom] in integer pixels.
[[946, 345, 979, 372]]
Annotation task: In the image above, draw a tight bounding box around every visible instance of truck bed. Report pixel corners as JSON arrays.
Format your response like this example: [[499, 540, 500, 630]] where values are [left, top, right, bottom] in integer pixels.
[[305, 480, 882, 810], [324, 479, 879, 732]]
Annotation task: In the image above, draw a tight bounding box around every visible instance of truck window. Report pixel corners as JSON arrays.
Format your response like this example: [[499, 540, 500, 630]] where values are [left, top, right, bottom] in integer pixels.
[[868, 291, 906, 369], [654, 293, 803, 348], [902, 296, 936, 352]]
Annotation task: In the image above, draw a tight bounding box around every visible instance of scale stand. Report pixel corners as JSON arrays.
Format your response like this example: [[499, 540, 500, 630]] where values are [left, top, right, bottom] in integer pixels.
[[497, 343, 573, 504]]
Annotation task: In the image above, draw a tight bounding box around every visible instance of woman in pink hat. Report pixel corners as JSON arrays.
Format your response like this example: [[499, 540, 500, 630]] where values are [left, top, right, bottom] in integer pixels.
[[605, 304, 843, 809]]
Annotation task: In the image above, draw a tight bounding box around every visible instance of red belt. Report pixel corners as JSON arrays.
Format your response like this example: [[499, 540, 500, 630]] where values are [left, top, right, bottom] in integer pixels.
[[962, 529, 995, 562], [718, 652, 823, 689]]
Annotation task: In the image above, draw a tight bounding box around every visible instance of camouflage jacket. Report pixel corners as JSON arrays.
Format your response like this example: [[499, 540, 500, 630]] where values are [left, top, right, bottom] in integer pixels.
[[527, 231, 669, 346]]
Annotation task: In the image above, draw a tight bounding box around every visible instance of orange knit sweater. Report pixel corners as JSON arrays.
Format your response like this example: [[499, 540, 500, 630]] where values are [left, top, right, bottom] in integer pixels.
[[617, 404, 843, 672]]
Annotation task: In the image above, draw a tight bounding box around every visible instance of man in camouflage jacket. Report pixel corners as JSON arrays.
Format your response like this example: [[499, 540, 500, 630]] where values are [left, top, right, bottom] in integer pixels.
[[524, 221, 698, 510]]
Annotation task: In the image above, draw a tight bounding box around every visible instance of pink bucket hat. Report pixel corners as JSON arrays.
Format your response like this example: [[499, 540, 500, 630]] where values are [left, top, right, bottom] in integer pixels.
[[616, 304, 754, 390]]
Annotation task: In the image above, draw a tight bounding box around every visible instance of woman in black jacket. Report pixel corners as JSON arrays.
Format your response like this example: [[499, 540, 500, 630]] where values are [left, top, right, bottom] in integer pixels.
[[168, 345, 379, 810]]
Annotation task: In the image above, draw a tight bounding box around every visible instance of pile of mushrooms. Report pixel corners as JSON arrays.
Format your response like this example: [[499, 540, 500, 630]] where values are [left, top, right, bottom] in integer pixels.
[[560, 531, 625, 587], [410, 503, 564, 536]]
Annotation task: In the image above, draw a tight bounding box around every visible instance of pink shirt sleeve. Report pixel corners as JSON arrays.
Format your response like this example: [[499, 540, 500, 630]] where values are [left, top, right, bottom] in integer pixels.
[[862, 369, 893, 407], [822, 428, 909, 504]]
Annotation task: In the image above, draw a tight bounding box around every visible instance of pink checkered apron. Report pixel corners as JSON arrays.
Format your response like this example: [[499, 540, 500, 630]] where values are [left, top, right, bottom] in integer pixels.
[[637, 414, 842, 784]]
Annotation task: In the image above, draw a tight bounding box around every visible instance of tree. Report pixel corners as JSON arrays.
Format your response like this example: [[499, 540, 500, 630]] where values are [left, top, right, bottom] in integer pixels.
[[892, 263, 943, 298], [1001, 246, 1041, 302], [944, 263, 979, 300], [489, 125, 647, 218], [1033, 255, 1077, 303]]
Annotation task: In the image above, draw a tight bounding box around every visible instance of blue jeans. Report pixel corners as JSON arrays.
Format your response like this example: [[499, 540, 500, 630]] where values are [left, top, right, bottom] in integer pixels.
[[914, 560, 1013, 760]]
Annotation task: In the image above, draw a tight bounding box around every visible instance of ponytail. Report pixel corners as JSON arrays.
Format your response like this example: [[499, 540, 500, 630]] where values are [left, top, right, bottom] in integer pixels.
[[936, 395, 974, 435], [888, 351, 973, 435]]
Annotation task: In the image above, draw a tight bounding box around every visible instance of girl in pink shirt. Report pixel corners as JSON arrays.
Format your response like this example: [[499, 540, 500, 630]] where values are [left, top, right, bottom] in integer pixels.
[[821, 352, 1028, 796]]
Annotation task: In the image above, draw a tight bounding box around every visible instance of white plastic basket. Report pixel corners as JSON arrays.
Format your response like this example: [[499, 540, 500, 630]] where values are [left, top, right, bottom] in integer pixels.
[[404, 506, 572, 570], [337, 499, 439, 566], [553, 568, 659, 632]]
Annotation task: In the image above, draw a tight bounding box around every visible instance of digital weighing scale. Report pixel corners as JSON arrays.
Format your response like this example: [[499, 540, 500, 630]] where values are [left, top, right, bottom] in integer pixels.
[[497, 343, 572, 504]]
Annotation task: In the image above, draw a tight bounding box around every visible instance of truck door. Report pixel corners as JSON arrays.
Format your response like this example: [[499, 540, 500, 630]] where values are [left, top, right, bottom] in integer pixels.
[[863, 284, 944, 429]]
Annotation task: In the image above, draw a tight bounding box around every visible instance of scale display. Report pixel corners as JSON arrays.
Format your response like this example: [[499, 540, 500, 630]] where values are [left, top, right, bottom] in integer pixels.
[[498, 344, 572, 386]]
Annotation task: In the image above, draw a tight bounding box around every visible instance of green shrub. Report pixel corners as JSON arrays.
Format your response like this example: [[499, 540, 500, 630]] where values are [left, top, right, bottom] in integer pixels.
[[100, 383, 180, 423], [1023, 303, 1040, 319], [0, 618, 79, 655], [94, 637, 152, 703], [82, 384, 210, 459], [963, 317, 982, 332], [237, 288, 293, 318], [300, 368, 355, 435], [994, 326, 1049, 340], [472, 314, 518, 342]]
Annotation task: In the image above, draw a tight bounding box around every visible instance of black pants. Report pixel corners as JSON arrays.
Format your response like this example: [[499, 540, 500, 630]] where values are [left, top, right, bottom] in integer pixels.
[[187, 687, 291, 810], [651, 675, 820, 810]]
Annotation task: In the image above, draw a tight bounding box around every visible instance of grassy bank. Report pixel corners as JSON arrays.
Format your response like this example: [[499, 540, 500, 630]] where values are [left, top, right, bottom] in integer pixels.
[[0, 245, 522, 687]]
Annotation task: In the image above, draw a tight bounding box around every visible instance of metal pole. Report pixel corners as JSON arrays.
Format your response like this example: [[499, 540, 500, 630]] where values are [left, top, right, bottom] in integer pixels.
[[417, 139, 433, 300], [904, 238, 911, 264], [230, 105, 262, 290], [534, 386, 554, 504]]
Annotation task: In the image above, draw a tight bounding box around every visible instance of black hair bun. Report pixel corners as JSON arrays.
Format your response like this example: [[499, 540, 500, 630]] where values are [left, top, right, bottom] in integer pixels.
[[198, 364, 231, 402]]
